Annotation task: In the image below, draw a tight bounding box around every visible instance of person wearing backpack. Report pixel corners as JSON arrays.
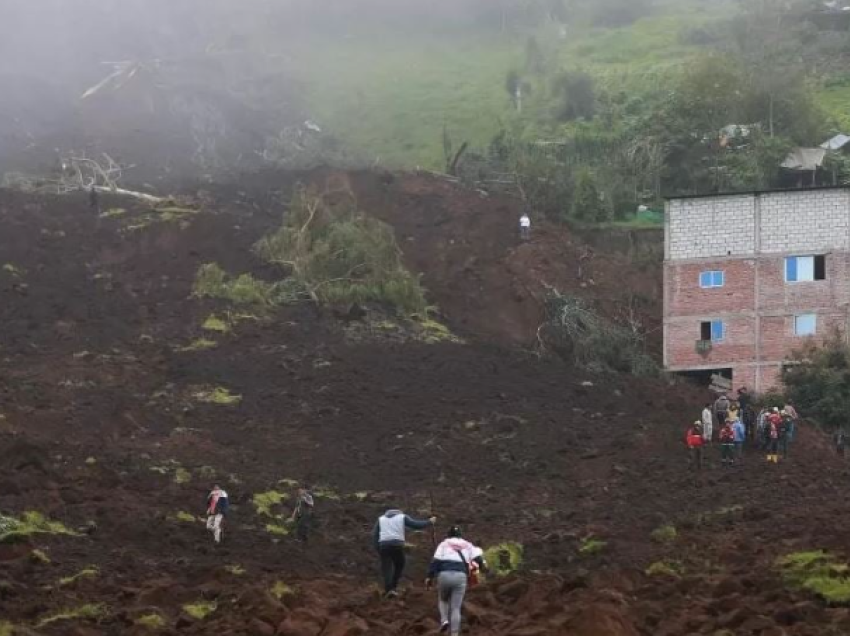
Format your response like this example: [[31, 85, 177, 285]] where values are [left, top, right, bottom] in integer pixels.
[[425, 526, 487, 636], [719, 420, 735, 467]]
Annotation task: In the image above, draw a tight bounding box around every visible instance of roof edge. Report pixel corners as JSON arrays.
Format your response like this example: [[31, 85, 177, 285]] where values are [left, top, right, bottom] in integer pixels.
[[665, 185, 850, 201]]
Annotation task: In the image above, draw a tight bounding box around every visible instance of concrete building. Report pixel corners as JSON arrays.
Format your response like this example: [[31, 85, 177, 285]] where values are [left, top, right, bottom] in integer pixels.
[[664, 187, 850, 393]]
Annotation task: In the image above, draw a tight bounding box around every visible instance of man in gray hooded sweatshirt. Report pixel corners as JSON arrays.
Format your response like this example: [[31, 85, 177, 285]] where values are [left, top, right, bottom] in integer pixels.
[[373, 509, 437, 598]]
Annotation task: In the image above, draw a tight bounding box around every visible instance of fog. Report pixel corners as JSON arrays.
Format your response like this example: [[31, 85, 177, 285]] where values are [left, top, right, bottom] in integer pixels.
[[0, 0, 690, 183]]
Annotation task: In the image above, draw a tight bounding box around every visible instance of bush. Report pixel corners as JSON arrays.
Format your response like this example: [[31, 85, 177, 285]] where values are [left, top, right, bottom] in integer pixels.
[[571, 169, 609, 222], [783, 337, 850, 429], [255, 187, 427, 315], [193, 263, 280, 307], [777, 550, 850, 605]]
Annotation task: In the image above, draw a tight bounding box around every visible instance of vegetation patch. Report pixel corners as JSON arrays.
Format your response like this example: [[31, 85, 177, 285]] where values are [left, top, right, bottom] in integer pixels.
[[1, 264, 24, 277], [270, 581, 296, 600], [0, 511, 79, 544], [483, 542, 524, 577], [202, 315, 230, 333], [182, 601, 217, 620], [0, 622, 12, 636], [651, 524, 678, 544], [255, 187, 427, 315], [778, 550, 850, 605], [416, 316, 463, 344], [172, 511, 198, 523], [224, 564, 246, 576], [175, 338, 218, 353], [135, 613, 166, 629], [252, 490, 288, 518], [579, 536, 607, 556], [192, 386, 242, 406], [173, 467, 192, 484], [265, 523, 291, 536], [193, 263, 280, 307], [646, 560, 684, 578], [36, 603, 107, 628], [99, 207, 126, 218], [29, 548, 51, 564], [312, 485, 341, 501], [59, 566, 99, 587]]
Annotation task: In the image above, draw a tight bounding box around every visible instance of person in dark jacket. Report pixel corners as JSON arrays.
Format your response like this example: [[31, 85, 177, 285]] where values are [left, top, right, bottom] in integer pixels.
[[425, 526, 487, 636], [373, 509, 437, 598], [836, 428, 847, 457], [290, 487, 314, 544], [205, 485, 229, 544]]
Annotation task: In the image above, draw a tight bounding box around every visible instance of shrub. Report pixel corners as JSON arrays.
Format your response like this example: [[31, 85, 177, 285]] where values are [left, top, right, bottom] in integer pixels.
[[255, 187, 427, 315], [777, 550, 850, 605], [579, 536, 607, 556], [646, 560, 684, 578], [483, 542, 524, 577], [783, 337, 850, 429], [651, 524, 678, 544], [193, 263, 279, 307]]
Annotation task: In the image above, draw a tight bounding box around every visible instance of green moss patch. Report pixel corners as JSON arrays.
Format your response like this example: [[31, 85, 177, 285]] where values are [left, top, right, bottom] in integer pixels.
[[59, 566, 99, 586], [175, 338, 218, 353], [270, 581, 296, 600], [30, 548, 51, 564], [193, 386, 242, 405], [483, 542, 523, 577], [135, 613, 167, 629], [173, 467, 192, 484], [0, 511, 79, 544], [778, 550, 850, 605], [265, 523, 291, 536], [36, 603, 107, 627], [0, 621, 12, 636], [182, 601, 217, 620], [252, 491, 288, 518], [651, 524, 678, 544], [172, 511, 198, 523], [202, 315, 230, 333], [646, 560, 684, 578], [224, 564, 246, 576], [579, 536, 607, 556]]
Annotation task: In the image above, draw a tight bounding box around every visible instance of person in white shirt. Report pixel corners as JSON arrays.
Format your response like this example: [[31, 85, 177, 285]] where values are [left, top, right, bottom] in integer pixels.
[[519, 213, 531, 240], [425, 526, 487, 636], [701, 403, 714, 444]]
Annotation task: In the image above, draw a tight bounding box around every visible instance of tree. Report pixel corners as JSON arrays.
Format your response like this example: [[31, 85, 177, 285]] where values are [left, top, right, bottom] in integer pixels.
[[552, 71, 596, 122], [784, 337, 850, 430], [571, 169, 608, 222]]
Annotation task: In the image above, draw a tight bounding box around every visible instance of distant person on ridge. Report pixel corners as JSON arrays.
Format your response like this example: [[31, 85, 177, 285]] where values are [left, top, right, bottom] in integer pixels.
[[519, 212, 531, 241], [714, 394, 729, 430], [373, 509, 437, 598], [425, 526, 487, 636], [290, 487, 314, 544], [835, 427, 847, 457], [685, 421, 705, 471], [205, 484, 229, 545], [701, 403, 714, 444], [719, 420, 735, 467]]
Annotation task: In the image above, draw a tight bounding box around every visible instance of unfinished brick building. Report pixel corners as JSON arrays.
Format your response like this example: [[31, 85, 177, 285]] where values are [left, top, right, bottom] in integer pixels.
[[664, 187, 850, 393]]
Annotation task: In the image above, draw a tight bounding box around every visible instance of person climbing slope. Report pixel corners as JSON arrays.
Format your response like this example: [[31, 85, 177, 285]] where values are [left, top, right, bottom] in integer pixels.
[[205, 484, 229, 545], [290, 487, 314, 544], [686, 421, 705, 471], [519, 212, 531, 241], [373, 509, 437, 598], [425, 526, 487, 636]]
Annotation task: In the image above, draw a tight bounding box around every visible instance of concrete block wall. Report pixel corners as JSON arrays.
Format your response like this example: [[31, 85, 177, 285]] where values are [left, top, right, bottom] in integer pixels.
[[759, 190, 850, 254], [667, 195, 755, 260]]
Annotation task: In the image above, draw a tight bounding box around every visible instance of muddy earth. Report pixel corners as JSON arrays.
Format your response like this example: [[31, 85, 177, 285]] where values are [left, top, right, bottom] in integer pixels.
[[1, 171, 849, 636]]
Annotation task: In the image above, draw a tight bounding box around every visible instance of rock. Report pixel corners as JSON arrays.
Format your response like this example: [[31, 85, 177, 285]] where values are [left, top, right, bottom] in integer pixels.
[[581, 449, 600, 460], [277, 609, 325, 636], [322, 614, 369, 636], [581, 381, 594, 387]]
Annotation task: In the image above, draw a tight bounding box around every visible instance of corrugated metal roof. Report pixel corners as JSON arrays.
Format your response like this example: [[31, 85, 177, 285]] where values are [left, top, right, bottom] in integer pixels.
[[781, 147, 827, 171], [821, 133, 850, 150]]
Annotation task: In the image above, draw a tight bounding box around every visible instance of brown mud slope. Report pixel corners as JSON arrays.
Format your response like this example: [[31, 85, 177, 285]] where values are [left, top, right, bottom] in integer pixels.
[[0, 178, 849, 636]]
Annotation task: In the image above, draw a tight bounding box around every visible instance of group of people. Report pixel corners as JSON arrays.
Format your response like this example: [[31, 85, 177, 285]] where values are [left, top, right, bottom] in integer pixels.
[[686, 387, 801, 469], [203, 487, 484, 636]]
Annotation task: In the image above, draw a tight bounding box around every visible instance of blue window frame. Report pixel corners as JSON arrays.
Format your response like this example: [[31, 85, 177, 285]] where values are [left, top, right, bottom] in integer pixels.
[[699, 270, 725, 288], [794, 314, 816, 337], [700, 320, 726, 342], [785, 255, 825, 282]]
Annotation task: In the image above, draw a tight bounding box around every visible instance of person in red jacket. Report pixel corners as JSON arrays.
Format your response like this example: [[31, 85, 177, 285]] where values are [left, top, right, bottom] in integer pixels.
[[719, 420, 735, 467], [686, 421, 705, 471]]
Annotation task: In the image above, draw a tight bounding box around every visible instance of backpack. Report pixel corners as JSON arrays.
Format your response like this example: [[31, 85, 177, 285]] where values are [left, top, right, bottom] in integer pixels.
[[454, 549, 480, 587]]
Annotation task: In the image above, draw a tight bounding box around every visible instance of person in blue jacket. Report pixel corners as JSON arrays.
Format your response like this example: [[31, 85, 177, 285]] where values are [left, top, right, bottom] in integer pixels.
[[373, 509, 436, 598], [732, 416, 746, 460]]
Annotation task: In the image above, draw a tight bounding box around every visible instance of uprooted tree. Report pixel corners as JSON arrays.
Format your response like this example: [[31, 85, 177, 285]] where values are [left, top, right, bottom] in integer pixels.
[[538, 287, 657, 376], [253, 187, 428, 315]]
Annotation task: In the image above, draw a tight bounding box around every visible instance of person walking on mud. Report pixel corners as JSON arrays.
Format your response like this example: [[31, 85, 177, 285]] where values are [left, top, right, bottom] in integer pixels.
[[835, 428, 847, 457], [205, 484, 229, 545], [373, 509, 437, 599], [701, 403, 714, 444], [290, 487, 314, 544], [425, 526, 487, 636], [686, 421, 705, 471]]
